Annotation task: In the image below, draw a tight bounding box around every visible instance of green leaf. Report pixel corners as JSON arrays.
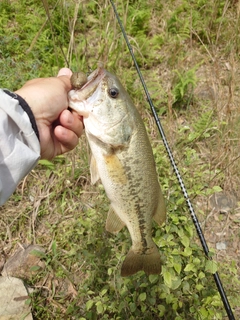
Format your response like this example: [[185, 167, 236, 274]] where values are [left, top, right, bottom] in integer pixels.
[[173, 262, 182, 274], [139, 292, 146, 302], [96, 301, 104, 314], [196, 284, 204, 291], [30, 265, 41, 272], [198, 271, 205, 279], [181, 236, 190, 248], [30, 249, 45, 258], [86, 300, 94, 311], [184, 263, 196, 272], [199, 306, 209, 317], [212, 186, 222, 192], [142, 304, 147, 312], [87, 290, 95, 295], [149, 274, 159, 283], [182, 281, 190, 293], [205, 260, 218, 274], [163, 270, 172, 288], [25, 298, 31, 306], [130, 302, 136, 312], [193, 258, 201, 265], [38, 159, 54, 170], [158, 304, 166, 316], [171, 277, 182, 290], [51, 240, 57, 257], [100, 288, 108, 296], [181, 247, 192, 256]]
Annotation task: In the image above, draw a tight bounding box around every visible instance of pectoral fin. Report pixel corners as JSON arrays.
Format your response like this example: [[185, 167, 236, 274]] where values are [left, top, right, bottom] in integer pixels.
[[105, 206, 125, 234], [90, 155, 100, 185], [153, 187, 166, 226]]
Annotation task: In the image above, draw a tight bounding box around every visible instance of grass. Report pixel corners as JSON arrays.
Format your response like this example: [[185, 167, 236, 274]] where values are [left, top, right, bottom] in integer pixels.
[[0, 0, 240, 319]]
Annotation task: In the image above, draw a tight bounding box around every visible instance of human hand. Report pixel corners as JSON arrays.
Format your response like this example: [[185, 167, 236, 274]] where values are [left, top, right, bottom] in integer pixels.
[[15, 68, 84, 160]]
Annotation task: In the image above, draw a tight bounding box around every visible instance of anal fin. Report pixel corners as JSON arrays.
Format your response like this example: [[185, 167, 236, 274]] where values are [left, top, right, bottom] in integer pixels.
[[153, 187, 166, 226], [105, 206, 125, 234]]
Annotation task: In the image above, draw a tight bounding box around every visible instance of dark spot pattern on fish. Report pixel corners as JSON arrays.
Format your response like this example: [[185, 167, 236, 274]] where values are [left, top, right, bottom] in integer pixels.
[[122, 158, 152, 254]]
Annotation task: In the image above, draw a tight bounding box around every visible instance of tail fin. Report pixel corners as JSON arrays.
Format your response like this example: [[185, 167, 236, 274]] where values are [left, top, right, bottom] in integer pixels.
[[121, 245, 161, 277]]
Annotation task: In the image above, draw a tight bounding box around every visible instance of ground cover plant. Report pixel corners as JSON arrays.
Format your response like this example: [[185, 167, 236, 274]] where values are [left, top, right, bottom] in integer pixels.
[[0, 0, 240, 319]]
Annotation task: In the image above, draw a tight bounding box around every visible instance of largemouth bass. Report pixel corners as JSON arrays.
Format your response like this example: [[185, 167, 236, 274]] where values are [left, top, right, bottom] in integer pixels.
[[68, 67, 166, 277]]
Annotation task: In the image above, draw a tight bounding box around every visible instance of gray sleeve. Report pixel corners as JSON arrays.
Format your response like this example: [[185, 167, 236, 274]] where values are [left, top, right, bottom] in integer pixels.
[[0, 89, 40, 205]]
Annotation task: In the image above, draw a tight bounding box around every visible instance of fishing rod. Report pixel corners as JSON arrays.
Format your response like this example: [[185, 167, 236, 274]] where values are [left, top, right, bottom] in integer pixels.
[[109, 1, 235, 319]]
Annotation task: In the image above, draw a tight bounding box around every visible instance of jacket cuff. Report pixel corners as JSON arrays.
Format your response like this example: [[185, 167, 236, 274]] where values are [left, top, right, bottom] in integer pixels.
[[3, 89, 40, 141]]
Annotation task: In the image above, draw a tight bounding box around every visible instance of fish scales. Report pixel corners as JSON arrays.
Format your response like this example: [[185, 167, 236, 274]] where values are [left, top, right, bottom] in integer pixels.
[[69, 68, 166, 276]]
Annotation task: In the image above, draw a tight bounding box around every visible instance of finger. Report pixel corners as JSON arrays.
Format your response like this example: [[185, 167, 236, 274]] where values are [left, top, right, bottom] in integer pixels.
[[57, 75, 72, 92], [57, 68, 73, 78], [59, 109, 84, 137], [54, 125, 80, 153]]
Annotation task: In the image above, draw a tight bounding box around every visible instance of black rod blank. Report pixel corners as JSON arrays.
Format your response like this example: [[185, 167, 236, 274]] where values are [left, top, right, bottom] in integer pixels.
[[109, 1, 235, 319]]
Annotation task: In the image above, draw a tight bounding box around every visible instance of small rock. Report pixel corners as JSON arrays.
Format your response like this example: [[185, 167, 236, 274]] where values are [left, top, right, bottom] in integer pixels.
[[0, 276, 33, 320], [1, 244, 45, 280], [209, 192, 237, 214], [194, 84, 217, 101], [216, 242, 227, 250]]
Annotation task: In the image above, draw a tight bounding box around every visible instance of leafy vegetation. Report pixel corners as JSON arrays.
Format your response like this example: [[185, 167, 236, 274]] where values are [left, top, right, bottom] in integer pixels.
[[0, 0, 240, 319]]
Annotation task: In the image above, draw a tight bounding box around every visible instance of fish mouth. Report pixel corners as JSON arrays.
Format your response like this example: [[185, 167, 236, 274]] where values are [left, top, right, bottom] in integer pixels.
[[68, 67, 106, 118], [73, 67, 106, 101]]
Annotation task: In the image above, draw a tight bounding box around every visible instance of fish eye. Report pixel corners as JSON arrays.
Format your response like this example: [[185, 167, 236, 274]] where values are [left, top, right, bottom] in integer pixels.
[[108, 87, 119, 99]]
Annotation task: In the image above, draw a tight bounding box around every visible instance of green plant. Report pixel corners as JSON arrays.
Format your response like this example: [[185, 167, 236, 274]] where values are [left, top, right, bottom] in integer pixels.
[[172, 67, 198, 107]]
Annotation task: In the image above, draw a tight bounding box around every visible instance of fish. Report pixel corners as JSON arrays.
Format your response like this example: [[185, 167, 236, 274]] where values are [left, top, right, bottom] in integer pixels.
[[68, 67, 166, 277]]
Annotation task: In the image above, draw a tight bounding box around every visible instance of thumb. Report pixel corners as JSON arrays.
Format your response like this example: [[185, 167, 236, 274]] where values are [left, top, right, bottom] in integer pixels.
[[57, 68, 73, 77]]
